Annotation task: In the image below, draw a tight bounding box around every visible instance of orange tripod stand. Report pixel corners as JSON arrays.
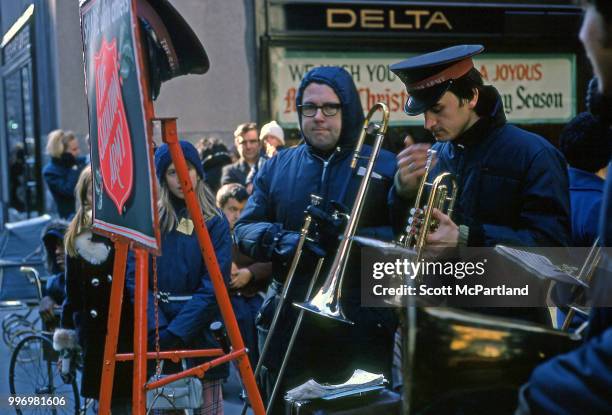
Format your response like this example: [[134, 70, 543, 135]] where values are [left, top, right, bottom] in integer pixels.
[[97, 117, 265, 414]]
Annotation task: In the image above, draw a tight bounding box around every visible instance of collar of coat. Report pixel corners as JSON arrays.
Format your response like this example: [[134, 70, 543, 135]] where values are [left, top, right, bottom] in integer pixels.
[[75, 230, 111, 265], [453, 85, 507, 148]]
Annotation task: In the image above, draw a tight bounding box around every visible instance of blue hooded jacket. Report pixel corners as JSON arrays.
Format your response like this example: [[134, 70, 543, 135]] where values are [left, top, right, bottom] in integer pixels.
[[234, 66, 406, 379]]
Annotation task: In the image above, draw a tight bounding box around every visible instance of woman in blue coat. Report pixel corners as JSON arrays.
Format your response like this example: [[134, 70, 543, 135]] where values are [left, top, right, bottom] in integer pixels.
[[126, 141, 232, 415], [42, 129, 87, 219]]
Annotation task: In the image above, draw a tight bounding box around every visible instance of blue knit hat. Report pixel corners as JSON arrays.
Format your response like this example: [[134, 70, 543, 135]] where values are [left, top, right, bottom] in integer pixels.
[[154, 140, 205, 182]]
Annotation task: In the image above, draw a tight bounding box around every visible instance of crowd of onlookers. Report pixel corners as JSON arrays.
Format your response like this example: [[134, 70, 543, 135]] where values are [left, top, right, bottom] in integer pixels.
[[37, 120, 285, 414]]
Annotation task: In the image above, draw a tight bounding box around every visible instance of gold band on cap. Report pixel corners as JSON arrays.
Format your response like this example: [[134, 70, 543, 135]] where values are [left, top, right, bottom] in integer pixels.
[[408, 58, 475, 91]]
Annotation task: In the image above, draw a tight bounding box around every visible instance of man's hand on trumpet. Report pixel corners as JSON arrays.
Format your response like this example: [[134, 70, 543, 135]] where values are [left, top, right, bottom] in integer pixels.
[[426, 208, 459, 248], [396, 135, 433, 195]]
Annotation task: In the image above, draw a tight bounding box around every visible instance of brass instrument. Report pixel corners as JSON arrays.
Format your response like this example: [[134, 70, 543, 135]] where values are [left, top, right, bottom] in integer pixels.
[[293, 102, 391, 325], [251, 102, 391, 413], [402, 307, 580, 414], [399, 149, 457, 264], [382, 151, 457, 307], [240, 195, 325, 415]]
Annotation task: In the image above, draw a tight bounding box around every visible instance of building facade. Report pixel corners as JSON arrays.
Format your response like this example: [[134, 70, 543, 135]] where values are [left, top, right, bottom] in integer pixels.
[[0, 0, 587, 226]]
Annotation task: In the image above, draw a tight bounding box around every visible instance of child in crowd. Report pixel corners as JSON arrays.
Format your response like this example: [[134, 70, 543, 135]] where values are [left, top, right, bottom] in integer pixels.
[[127, 141, 232, 415]]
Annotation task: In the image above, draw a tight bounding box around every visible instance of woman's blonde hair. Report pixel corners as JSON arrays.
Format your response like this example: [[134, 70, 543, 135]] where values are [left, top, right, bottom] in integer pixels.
[[46, 129, 76, 158], [158, 163, 218, 233], [64, 166, 92, 257]]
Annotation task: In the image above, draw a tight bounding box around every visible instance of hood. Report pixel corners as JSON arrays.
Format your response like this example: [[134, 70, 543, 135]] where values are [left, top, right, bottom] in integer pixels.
[[296, 66, 365, 150], [41, 219, 68, 273]]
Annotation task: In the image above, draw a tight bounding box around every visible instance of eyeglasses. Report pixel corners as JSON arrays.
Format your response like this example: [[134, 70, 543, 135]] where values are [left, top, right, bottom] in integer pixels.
[[298, 103, 342, 117]]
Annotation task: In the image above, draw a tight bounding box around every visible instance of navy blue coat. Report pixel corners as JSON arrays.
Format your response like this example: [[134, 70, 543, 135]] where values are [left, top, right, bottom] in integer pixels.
[[42, 155, 87, 219], [234, 67, 407, 383], [125, 208, 232, 380], [567, 167, 604, 246], [423, 97, 570, 247]]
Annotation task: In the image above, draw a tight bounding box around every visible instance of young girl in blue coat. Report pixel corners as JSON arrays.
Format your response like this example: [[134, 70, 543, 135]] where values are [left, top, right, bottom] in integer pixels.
[[127, 141, 232, 415]]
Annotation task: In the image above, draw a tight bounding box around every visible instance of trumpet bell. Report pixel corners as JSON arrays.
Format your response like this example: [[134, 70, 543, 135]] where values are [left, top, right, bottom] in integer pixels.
[[293, 293, 354, 325]]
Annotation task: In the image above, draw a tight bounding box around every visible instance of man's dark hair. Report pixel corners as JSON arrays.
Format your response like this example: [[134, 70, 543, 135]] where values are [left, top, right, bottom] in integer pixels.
[[448, 68, 503, 117], [560, 111, 611, 173], [216, 183, 249, 208], [448, 68, 484, 103], [234, 122, 258, 140]]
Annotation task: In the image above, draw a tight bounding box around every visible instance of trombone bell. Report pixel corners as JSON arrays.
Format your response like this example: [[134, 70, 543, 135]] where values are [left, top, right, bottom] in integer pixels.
[[294, 289, 354, 325]]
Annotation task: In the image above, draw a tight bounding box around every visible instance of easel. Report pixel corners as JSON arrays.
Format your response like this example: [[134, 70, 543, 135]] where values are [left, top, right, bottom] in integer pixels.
[[97, 117, 265, 414]]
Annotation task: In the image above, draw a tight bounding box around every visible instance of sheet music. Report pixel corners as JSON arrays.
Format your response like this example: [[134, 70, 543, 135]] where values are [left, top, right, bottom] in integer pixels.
[[285, 369, 386, 401], [495, 245, 588, 287]]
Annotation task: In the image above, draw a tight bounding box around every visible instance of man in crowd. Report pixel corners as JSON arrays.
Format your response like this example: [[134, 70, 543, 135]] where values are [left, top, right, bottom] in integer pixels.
[[554, 112, 610, 329], [221, 122, 266, 187], [234, 66, 407, 413], [516, 1, 612, 412], [216, 183, 272, 365]]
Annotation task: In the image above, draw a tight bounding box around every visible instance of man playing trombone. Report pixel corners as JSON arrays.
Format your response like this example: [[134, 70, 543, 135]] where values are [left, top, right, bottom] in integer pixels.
[[234, 66, 407, 413]]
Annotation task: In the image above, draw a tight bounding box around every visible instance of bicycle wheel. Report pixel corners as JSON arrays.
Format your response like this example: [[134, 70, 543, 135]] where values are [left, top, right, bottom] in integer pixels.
[[3, 315, 36, 349], [9, 334, 80, 415]]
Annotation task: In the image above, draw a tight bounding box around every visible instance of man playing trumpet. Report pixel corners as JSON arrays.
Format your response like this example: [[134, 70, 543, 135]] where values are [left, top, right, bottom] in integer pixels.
[[392, 45, 570, 251]]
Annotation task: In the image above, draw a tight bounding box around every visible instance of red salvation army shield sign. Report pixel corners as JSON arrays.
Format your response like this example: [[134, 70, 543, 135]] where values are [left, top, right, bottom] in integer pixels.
[[94, 37, 134, 214]]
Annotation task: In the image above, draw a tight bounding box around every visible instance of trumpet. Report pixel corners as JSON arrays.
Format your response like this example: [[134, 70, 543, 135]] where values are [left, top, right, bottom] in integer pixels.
[[399, 149, 457, 264], [383, 150, 457, 307]]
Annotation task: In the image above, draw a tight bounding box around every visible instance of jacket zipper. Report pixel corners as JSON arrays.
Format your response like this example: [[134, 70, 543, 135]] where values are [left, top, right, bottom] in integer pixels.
[[312, 148, 340, 196]]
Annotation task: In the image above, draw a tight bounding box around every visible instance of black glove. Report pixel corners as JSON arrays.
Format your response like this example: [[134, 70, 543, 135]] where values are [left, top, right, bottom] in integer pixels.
[[59, 152, 77, 168], [306, 201, 349, 251], [272, 231, 325, 265]]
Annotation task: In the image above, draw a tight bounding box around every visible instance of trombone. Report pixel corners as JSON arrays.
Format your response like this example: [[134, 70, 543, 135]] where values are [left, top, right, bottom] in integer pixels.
[[293, 102, 391, 324], [240, 195, 325, 415], [258, 102, 391, 413]]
